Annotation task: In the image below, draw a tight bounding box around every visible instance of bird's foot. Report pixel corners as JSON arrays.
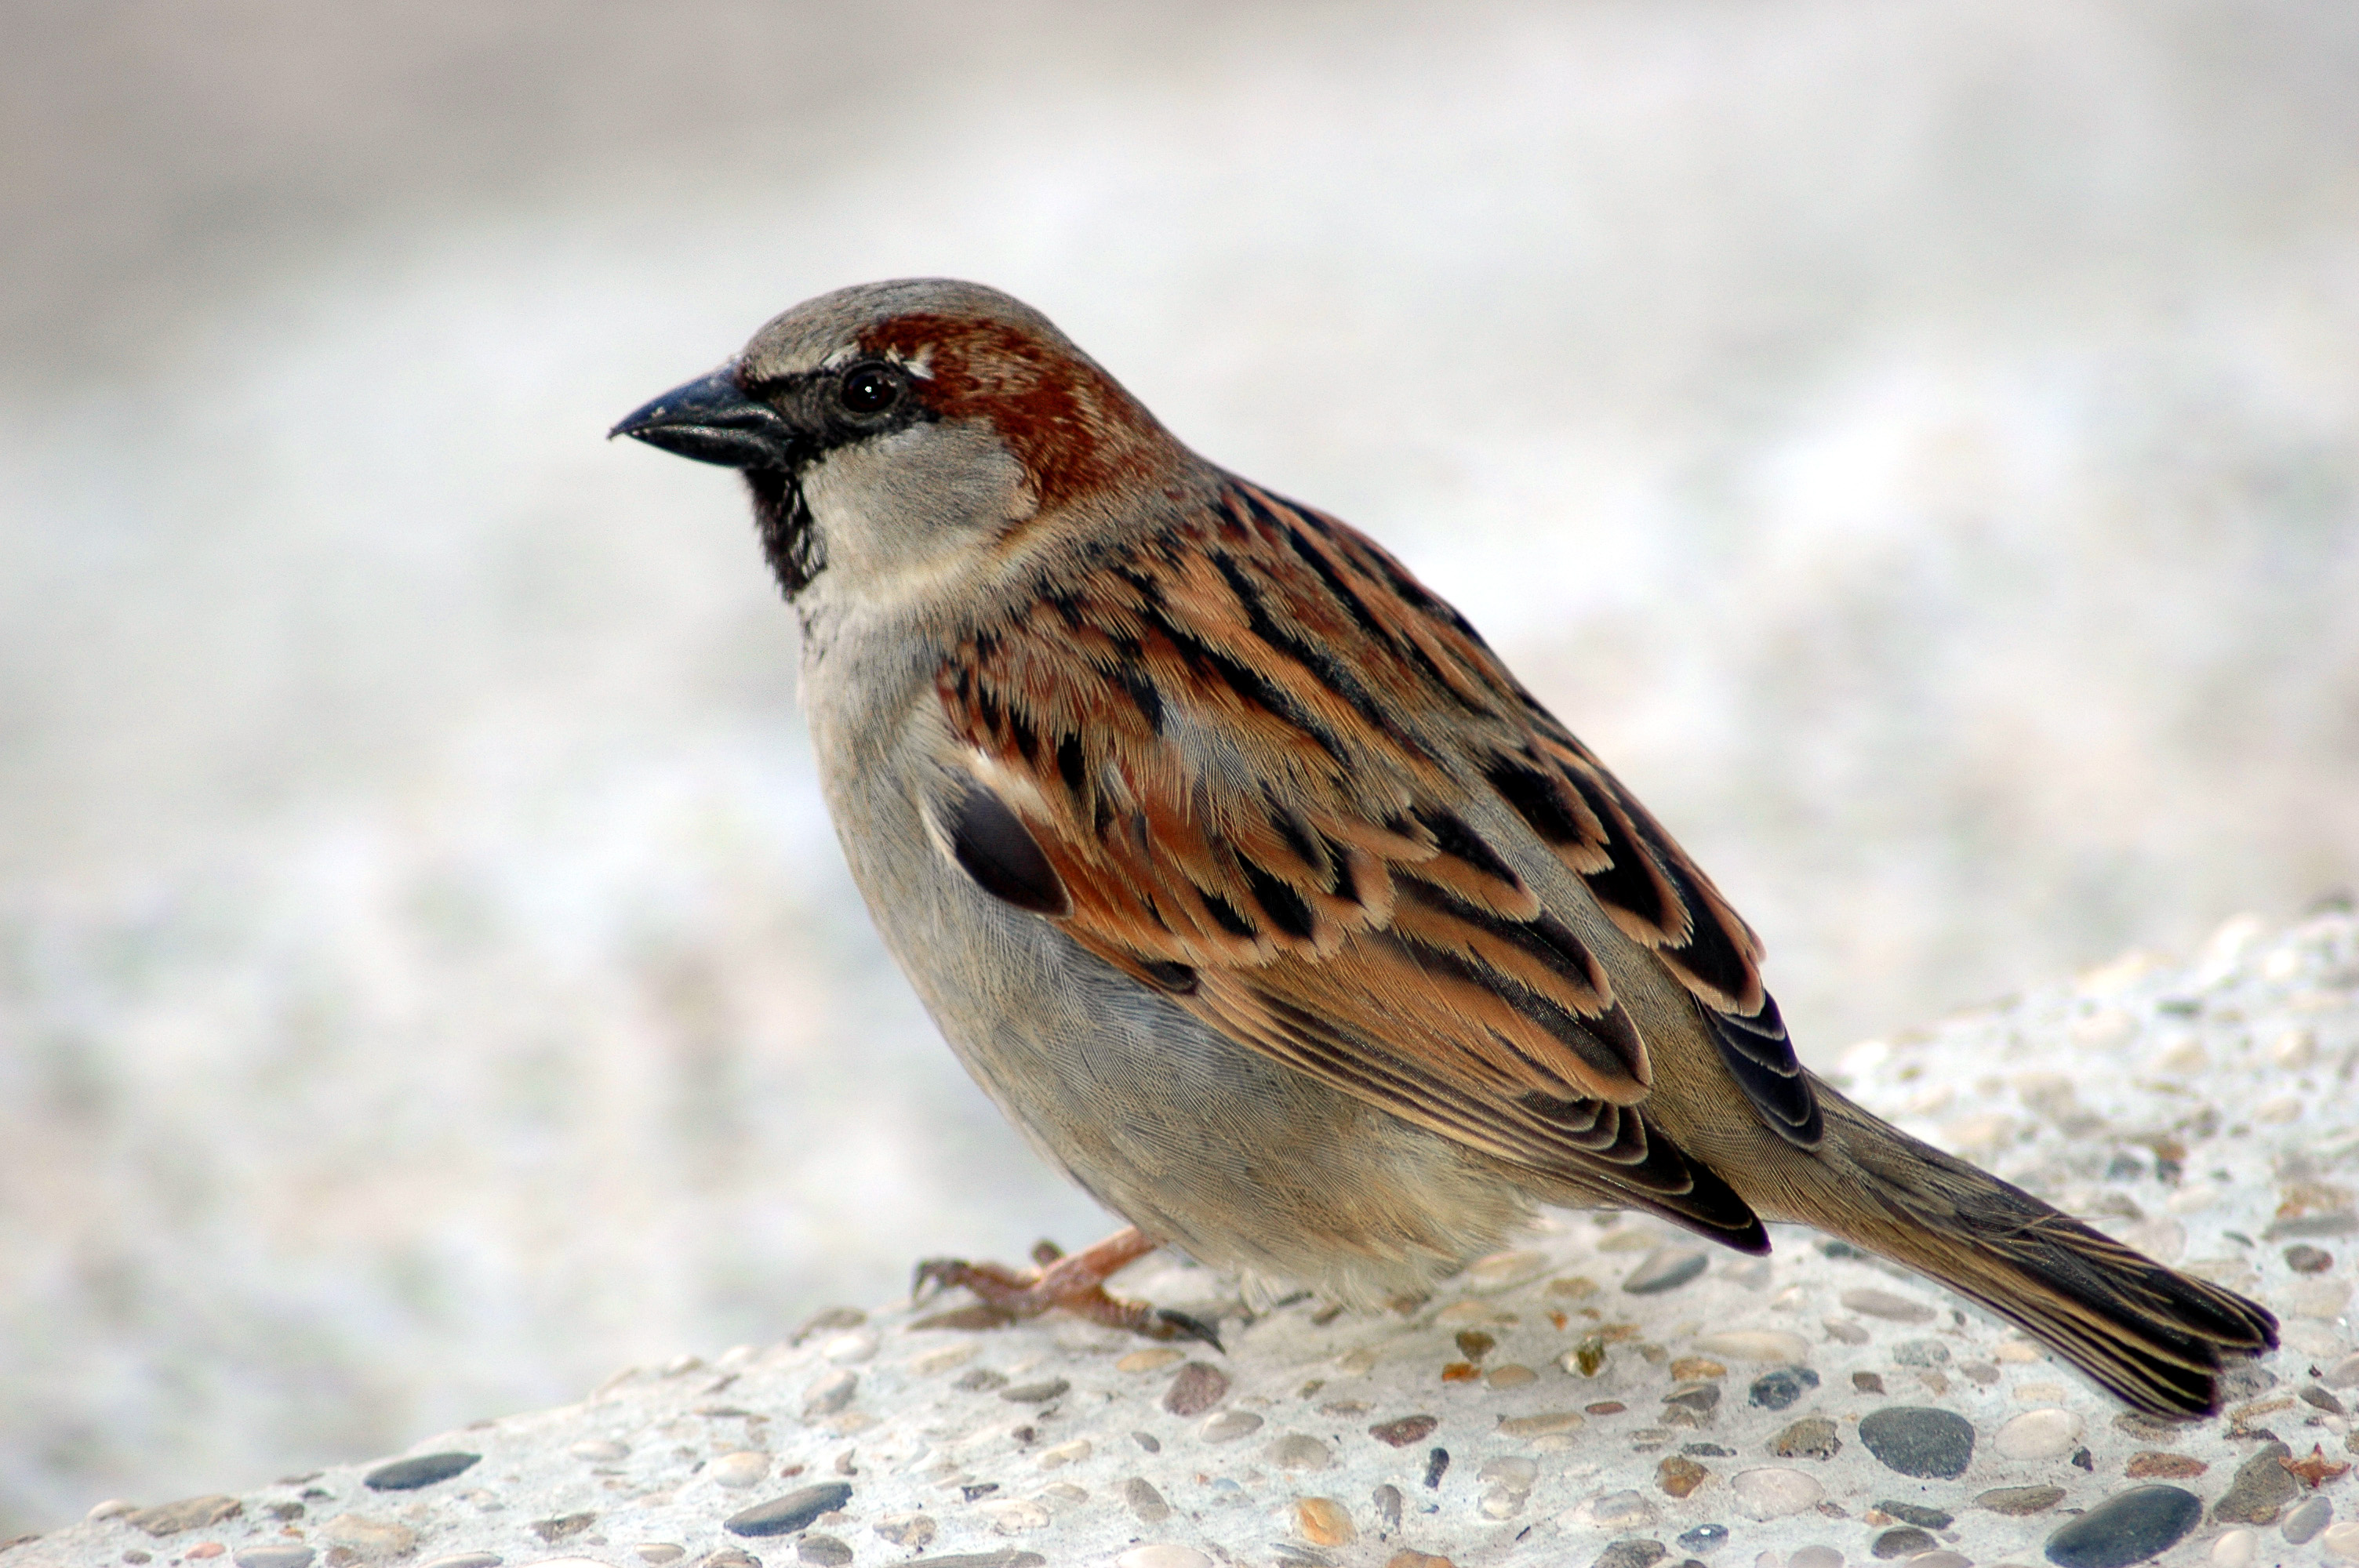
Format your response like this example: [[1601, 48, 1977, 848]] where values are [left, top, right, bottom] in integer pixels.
[[911, 1225, 1223, 1349]]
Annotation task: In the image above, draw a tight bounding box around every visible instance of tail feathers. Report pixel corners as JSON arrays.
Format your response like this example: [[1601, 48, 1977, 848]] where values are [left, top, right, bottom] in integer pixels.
[[1826, 1109, 2277, 1417]]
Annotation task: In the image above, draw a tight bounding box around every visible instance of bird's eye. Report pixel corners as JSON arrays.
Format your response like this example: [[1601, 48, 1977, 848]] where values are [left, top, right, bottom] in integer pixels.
[[837, 363, 902, 416]]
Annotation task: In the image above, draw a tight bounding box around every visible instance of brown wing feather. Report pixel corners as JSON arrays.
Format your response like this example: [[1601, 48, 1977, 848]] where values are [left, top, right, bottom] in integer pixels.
[[936, 480, 1819, 1214]]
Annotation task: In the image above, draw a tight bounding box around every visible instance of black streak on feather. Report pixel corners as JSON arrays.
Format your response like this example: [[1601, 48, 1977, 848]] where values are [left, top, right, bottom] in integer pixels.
[[943, 779, 1070, 917]]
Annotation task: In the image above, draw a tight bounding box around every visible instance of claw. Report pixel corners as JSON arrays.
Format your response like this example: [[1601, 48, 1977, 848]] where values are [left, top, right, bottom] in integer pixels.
[[1149, 1306, 1226, 1352]]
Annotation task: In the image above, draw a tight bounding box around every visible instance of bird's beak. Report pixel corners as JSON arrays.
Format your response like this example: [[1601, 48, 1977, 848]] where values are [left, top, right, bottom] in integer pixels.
[[609, 368, 804, 470]]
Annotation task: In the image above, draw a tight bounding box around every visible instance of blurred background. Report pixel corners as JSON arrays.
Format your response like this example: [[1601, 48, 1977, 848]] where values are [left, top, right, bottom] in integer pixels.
[[4, 0, 2357, 1537]]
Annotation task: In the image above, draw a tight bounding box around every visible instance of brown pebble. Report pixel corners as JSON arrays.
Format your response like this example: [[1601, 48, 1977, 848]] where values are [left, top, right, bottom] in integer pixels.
[[184, 1548, 223, 1561], [1117, 1348, 1184, 1374], [2125, 1451, 2208, 1479], [2285, 1244, 2334, 1274], [1767, 1417, 1841, 1461], [1668, 1357, 1727, 1381], [1369, 1415, 1439, 1448], [1585, 1401, 1626, 1416], [1454, 1330, 1496, 1362], [1657, 1455, 1710, 1497], [1546, 1276, 1598, 1299], [1440, 1362, 1480, 1382], [1296, 1497, 1356, 1546], [1852, 1371, 1886, 1395], [1162, 1361, 1229, 1417], [1485, 1364, 1536, 1389], [1387, 1553, 1456, 1568], [1976, 1484, 2066, 1515]]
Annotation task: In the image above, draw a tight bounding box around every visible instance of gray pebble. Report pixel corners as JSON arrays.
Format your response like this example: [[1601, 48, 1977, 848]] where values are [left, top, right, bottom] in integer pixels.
[[1591, 1541, 1667, 1568], [1748, 1367, 1820, 1410], [417, 1556, 502, 1568], [1856, 1406, 1975, 1479], [906, 1555, 1046, 1568], [1876, 1501, 1951, 1529], [797, 1535, 852, 1566], [1891, 1339, 1950, 1368], [1121, 1476, 1170, 1523], [1620, 1247, 1709, 1295], [801, 1370, 857, 1417], [2283, 1494, 2333, 1544], [1976, 1484, 2065, 1515], [1870, 1526, 1935, 1559], [2211, 1439, 2296, 1524], [1198, 1410, 1263, 1443], [2042, 1484, 2201, 1568], [125, 1496, 243, 1537], [1766, 1417, 1841, 1461], [1372, 1484, 1402, 1529], [231, 1549, 317, 1568], [1676, 1524, 1728, 1551], [1161, 1361, 1228, 1416], [997, 1377, 1069, 1404], [725, 1482, 856, 1537]]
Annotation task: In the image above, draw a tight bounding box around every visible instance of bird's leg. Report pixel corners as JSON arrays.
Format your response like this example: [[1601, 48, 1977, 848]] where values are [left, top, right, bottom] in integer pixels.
[[912, 1225, 1223, 1348]]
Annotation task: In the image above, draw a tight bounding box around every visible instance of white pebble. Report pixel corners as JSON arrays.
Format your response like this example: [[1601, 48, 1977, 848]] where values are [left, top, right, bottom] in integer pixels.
[[706, 1450, 770, 1488], [85, 1500, 137, 1523], [1907, 1554, 1972, 1568], [1840, 1287, 1933, 1322], [1037, 1439, 1091, 1469], [1465, 1249, 1550, 1290], [1479, 1456, 1539, 1488], [568, 1439, 629, 1461], [1788, 1547, 1843, 1568], [983, 1499, 1050, 1534], [1198, 1410, 1263, 1443], [823, 1330, 879, 1364], [2287, 1280, 2354, 1319], [2270, 1028, 2318, 1068], [1691, 1329, 1810, 1363], [2322, 1519, 2359, 1559], [1732, 1466, 1825, 1519], [1995, 1406, 2085, 1460], [2211, 1527, 2255, 1566], [1118, 1550, 1212, 1568], [631, 1548, 685, 1566], [2324, 1353, 2359, 1388]]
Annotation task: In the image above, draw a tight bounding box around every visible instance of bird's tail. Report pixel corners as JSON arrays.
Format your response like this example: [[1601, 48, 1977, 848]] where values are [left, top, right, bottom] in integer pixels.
[[1768, 1087, 2277, 1417]]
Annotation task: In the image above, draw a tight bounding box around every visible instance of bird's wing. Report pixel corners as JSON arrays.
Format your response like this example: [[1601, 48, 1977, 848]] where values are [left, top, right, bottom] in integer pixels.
[[931, 480, 1817, 1241]]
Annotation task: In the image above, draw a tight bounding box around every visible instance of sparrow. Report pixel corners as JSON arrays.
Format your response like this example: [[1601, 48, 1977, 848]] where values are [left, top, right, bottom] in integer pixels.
[[613, 278, 2275, 1415]]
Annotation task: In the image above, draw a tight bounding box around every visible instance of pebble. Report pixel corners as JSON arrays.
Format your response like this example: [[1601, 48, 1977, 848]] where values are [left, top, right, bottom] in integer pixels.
[[127, 1496, 244, 1537], [1767, 1417, 1841, 1461], [1892, 1338, 1950, 1367], [1876, 1501, 1950, 1528], [416, 1557, 501, 1568], [983, 1499, 1051, 1534], [632, 1548, 683, 1566], [2212, 1440, 2298, 1524], [1995, 1406, 2085, 1459], [1481, 1456, 1539, 1489], [873, 1515, 936, 1548], [1486, 1363, 1536, 1388], [1667, 1357, 1726, 1381], [999, 1377, 1070, 1403], [1372, 1484, 1404, 1529], [2323, 1519, 2359, 1559], [1199, 1410, 1263, 1443], [1909, 1554, 1973, 1568], [1730, 1466, 1824, 1519], [231, 1550, 315, 1568], [1977, 1483, 2065, 1515], [707, 1450, 771, 1488], [568, 1439, 628, 1461], [1749, 1367, 1821, 1411], [1118, 1348, 1183, 1373], [1854, 1371, 1887, 1395], [1841, 1288, 1936, 1323], [1870, 1526, 1936, 1558], [1789, 1548, 1842, 1568], [798, 1537, 853, 1566], [1267, 1434, 1330, 1469], [1163, 1361, 1229, 1415], [907, 1342, 978, 1375], [1656, 1456, 1708, 1497], [1591, 1542, 1666, 1568], [821, 1330, 878, 1364], [725, 1483, 856, 1537], [1857, 1406, 1976, 1478], [2042, 1484, 2202, 1568], [801, 1369, 857, 1416], [1465, 1249, 1550, 1291], [1586, 1489, 1656, 1528], [1621, 1247, 1710, 1294], [1296, 1497, 1354, 1545], [2211, 1529, 2256, 1568], [1497, 1410, 1582, 1437], [317, 1515, 417, 1558], [1676, 1524, 1729, 1552], [2125, 1451, 2205, 1479], [1663, 1381, 1720, 1413], [1823, 1317, 1871, 1345], [1121, 1478, 1170, 1523], [2285, 1244, 2335, 1273], [1117, 1548, 1212, 1568], [1692, 1329, 1809, 1363], [1370, 1414, 1439, 1446], [2284, 1497, 2334, 1544], [2324, 1353, 2359, 1389]]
